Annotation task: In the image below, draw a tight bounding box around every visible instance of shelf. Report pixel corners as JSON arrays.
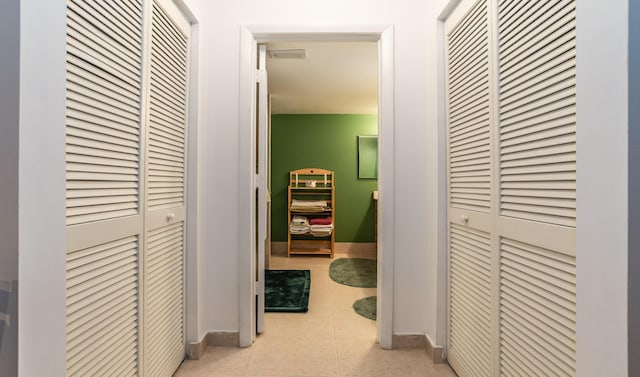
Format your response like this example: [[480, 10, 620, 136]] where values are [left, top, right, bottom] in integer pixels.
[[290, 187, 332, 191], [290, 209, 332, 214], [288, 168, 335, 258], [289, 248, 333, 256]]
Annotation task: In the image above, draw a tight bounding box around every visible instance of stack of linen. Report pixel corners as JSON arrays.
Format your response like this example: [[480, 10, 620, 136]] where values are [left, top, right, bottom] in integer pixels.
[[290, 215, 310, 234], [310, 217, 333, 237], [290, 199, 328, 213]]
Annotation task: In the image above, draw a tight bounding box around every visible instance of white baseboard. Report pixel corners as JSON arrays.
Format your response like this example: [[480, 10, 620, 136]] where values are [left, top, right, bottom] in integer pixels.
[[425, 334, 444, 364], [334, 242, 376, 257], [207, 331, 240, 347], [392, 334, 444, 364], [187, 333, 208, 360], [271, 242, 287, 254], [187, 331, 241, 360]]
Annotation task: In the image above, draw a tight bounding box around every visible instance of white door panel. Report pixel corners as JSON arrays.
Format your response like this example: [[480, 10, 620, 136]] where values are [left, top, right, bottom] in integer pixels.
[[65, 1, 144, 375], [143, 1, 190, 376], [445, 0, 494, 375], [444, 0, 576, 375], [65, 0, 192, 376], [256, 44, 268, 334]]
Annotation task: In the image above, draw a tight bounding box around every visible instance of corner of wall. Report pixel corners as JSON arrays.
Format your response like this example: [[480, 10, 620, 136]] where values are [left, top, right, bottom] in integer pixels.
[[628, 0, 639, 374]]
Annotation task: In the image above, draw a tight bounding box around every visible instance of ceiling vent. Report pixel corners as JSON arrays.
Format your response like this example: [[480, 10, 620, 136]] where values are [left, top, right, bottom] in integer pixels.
[[267, 49, 306, 59]]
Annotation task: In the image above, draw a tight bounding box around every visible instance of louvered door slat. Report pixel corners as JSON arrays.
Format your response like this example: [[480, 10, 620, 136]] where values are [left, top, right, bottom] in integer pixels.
[[151, 52, 186, 92], [66, 108, 140, 137], [148, 119, 185, 140], [67, 55, 140, 101], [143, 2, 189, 376], [448, 0, 491, 214], [68, 0, 141, 52], [67, 90, 139, 123], [67, 81, 139, 118], [66, 0, 143, 227], [149, 109, 186, 136], [66, 153, 139, 169], [149, 155, 184, 167], [67, 122, 138, 148], [150, 73, 186, 115], [153, 4, 187, 44], [448, 222, 492, 377], [147, 0, 187, 212], [66, 122, 139, 152], [66, 0, 141, 58], [66, 16, 140, 69], [500, 14, 575, 79], [500, 239, 576, 377], [500, 49, 574, 101], [152, 26, 187, 69], [67, 296, 137, 363], [502, 122, 574, 149], [66, 236, 139, 377], [65, 1, 142, 374], [498, 0, 576, 228], [150, 124, 185, 144], [448, 3, 486, 64], [499, 1, 573, 62], [145, 221, 184, 377]]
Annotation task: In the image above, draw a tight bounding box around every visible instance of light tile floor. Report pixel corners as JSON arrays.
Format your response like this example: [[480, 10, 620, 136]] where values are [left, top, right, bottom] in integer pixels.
[[175, 252, 458, 377]]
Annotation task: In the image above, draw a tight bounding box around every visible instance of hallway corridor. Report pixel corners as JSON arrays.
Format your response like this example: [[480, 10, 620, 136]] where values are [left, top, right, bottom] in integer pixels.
[[175, 251, 457, 377]]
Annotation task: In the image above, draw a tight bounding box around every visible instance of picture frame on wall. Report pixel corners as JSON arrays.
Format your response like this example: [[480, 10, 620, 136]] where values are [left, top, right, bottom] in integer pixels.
[[358, 135, 378, 179]]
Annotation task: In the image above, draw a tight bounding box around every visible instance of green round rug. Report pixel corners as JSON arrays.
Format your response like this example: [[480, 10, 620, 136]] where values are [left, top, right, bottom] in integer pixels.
[[353, 296, 377, 320], [329, 258, 377, 288]]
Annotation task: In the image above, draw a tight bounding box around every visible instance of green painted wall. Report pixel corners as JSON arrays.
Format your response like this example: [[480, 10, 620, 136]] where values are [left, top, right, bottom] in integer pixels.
[[271, 114, 378, 243]]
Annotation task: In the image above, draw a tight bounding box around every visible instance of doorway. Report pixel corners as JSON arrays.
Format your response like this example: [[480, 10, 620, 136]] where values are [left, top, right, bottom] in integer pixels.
[[264, 40, 379, 342], [238, 26, 396, 348]]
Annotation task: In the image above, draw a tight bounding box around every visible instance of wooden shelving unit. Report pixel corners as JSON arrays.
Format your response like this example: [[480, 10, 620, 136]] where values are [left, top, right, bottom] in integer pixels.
[[287, 168, 335, 257]]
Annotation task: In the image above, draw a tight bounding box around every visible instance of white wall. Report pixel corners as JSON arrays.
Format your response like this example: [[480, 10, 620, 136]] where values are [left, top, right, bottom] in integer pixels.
[[18, 1, 68, 376], [576, 0, 629, 376], [184, 0, 450, 341]]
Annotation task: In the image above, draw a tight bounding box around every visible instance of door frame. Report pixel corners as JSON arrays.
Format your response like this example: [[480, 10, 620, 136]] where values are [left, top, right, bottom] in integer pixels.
[[238, 24, 396, 348]]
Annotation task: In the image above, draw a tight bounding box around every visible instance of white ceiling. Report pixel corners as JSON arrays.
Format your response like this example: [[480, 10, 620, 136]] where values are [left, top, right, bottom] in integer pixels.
[[265, 41, 378, 114]]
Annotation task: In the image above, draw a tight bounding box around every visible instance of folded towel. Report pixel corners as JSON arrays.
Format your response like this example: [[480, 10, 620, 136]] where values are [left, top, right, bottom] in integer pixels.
[[291, 206, 326, 213], [290, 223, 310, 234], [291, 199, 328, 208], [292, 216, 308, 226], [310, 229, 332, 237], [310, 222, 333, 237], [310, 217, 332, 225]]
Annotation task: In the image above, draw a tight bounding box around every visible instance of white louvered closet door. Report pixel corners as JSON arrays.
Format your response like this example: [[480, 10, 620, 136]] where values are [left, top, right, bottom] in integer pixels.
[[65, 0, 144, 376], [444, 0, 577, 376], [444, 0, 495, 376], [65, 0, 192, 376], [496, 0, 577, 375], [142, 1, 191, 376]]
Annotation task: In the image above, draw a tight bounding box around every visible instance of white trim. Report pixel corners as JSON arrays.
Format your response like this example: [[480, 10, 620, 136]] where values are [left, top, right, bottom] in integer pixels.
[[238, 25, 395, 349], [376, 25, 395, 350], [239, 26, 257, 347], [575, 1, 629, 376], [19, 0, 67, 375], [184, 16, 201, 352], [435, 12, 449, 355]]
